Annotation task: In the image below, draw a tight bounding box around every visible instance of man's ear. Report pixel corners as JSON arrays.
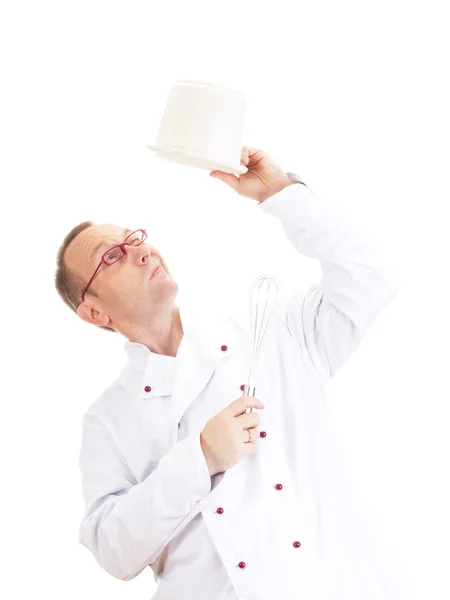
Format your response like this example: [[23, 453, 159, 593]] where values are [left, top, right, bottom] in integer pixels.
[[77, 301, 111, 328]]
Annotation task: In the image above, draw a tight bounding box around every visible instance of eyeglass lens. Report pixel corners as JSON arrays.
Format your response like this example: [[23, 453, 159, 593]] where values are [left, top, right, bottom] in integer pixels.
[[104, 230, 146, 265]]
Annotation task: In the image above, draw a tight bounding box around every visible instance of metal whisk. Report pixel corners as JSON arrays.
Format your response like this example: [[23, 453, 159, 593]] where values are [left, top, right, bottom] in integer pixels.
[[243, 275, 279, 413]]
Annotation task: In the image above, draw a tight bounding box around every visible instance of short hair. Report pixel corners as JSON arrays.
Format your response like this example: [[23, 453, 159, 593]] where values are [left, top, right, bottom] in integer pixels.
[[54, 220, 116, 333]]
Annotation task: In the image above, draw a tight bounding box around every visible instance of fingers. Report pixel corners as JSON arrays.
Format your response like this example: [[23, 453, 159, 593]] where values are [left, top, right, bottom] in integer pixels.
[[210, 171, 242, 193], [240, 146, 251, 167], [210, 146, 266, 184], [242, 426, 260, 444], [238, 411, 260, 430], [228, 396, 265, 417], [241, 146, 266, 167]]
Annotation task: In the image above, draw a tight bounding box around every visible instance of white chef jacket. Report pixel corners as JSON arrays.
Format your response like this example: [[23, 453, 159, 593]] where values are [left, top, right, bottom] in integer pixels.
[[78, 179, 408, 600]]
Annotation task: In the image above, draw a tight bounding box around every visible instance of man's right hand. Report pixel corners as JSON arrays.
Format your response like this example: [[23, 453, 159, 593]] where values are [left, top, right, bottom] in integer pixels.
[[200, 396, 265, 476]]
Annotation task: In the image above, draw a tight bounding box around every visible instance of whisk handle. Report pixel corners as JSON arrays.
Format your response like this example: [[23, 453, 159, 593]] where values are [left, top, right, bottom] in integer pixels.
[[243, 384, 256, 413], [243, 384, 256, 396]]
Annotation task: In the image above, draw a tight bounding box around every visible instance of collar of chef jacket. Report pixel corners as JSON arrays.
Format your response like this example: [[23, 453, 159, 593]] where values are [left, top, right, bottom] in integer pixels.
[[118, 303, 249, 419]]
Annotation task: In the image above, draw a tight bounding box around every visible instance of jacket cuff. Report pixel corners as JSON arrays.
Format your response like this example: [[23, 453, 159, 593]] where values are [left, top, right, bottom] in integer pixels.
[[257, 178, 323, 225]]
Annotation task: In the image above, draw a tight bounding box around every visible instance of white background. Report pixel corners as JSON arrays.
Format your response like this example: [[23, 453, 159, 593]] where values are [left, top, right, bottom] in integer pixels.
[[1, 1, 449, 598]]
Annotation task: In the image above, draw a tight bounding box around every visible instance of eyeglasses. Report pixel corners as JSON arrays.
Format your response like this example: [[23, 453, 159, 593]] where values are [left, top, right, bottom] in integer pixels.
[[80, 229, 148, 303]]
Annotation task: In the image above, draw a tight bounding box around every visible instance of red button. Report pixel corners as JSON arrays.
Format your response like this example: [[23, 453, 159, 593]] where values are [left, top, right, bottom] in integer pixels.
[[144, 385, 151, 393], [221, 345, 228, 351], [238, 561, 246, 569], [240, 384, 245, 391], [293, 541, 301, 548], [260, 431, 267, 438], [216, 507, 224, 514], [275, 483, 283, 490]]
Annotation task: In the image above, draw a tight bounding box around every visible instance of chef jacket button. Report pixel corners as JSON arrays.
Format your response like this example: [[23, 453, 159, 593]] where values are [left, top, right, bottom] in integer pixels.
[[221, 345, 228, 351], [240, 384, 245, 391], [260, 431, 267, 438], [216, 507, 224, 514], [178, 422, 181, 428], [237, 561, 246, 569], [144, 385, 152, 393], [293, 541, 301, 548], [275, 483, 283, 490]]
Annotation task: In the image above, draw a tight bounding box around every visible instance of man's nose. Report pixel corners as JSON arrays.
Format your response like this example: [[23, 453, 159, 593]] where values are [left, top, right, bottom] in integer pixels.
[[128, 244, 151, 265]]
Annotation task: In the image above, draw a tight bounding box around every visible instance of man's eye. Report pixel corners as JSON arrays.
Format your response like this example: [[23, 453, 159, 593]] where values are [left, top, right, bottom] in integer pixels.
[[107, 249, 121, 261]]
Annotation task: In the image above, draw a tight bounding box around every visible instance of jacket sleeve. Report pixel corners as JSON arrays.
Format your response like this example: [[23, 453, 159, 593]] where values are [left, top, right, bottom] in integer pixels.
[[258, 181, 399, 381], [77, 413, 212, 581]]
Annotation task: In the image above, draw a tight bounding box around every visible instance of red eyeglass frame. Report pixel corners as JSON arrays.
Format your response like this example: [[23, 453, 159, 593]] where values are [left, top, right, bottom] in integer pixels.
[[80, 229, 148, 303]]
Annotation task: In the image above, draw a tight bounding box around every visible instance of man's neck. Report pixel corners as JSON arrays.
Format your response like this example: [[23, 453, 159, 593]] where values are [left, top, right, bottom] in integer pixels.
[[122, 306, 184, 357]]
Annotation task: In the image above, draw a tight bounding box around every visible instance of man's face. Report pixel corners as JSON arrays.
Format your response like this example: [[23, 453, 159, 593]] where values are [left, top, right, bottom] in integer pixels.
[[64, 223, 177, 329]]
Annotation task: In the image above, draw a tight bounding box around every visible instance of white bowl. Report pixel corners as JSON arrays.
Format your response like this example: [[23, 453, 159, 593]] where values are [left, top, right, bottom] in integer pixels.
[[147, 80, 248, 175]]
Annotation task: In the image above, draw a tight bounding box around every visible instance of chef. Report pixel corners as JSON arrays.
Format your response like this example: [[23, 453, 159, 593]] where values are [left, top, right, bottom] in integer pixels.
[[55, 146, 407, 599]]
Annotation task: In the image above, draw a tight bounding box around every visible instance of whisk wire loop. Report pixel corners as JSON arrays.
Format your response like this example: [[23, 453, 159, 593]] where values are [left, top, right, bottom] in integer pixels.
[[244, 275, 279, 411]]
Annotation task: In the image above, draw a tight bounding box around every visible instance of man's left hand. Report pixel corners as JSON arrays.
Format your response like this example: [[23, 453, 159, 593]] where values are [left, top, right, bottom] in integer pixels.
[[210, 146, 294, 203]]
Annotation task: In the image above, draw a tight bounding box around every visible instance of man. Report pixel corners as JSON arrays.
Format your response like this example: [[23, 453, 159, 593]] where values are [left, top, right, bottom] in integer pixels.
[[55, 146, 405, 599]]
